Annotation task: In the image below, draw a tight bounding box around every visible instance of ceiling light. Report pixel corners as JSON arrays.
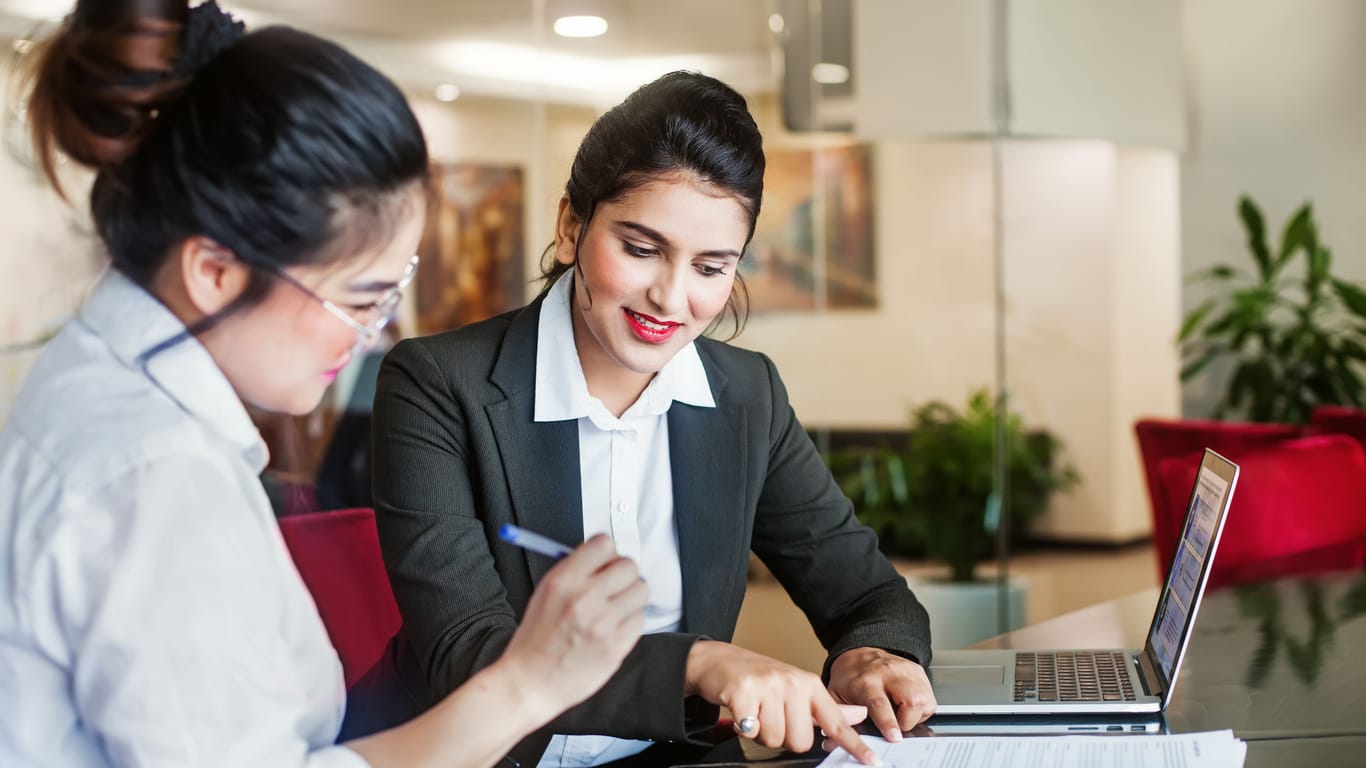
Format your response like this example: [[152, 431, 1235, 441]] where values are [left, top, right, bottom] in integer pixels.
[[811, 62, 850, 85], [434, 83, 460, 102], [769, 13, 785, 33], [553, 15, 608, 38]]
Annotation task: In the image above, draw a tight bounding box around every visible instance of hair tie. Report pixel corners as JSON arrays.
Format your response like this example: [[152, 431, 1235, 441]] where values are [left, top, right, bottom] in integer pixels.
[[173, 1, 246, 79]]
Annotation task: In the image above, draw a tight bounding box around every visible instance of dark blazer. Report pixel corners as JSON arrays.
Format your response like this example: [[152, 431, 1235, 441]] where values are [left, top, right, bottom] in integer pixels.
[[369, 296, 931, 766]]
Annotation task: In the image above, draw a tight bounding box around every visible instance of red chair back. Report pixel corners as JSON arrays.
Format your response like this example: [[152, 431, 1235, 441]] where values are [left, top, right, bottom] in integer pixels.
[[1134, 418, 1300, 576], [278, 508, 401, 688], [1155, 435, 1366, 588], [1309, 405, 1366, 451]]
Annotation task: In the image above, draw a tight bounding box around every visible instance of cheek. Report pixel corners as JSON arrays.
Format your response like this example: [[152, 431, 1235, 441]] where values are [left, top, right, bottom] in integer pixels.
[[265, 292, 353, 363], [306, 313, 357, 358], [690, 277, 736, 322], [582, 241, 643, 300]]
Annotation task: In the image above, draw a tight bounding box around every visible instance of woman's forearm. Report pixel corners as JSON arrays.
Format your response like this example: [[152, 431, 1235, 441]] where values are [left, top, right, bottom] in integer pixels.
[[344, 658, 554, 768]]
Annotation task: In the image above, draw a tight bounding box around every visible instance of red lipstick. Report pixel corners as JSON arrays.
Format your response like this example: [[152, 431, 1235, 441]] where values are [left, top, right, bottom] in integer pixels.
[[624, 308, 680, 344]]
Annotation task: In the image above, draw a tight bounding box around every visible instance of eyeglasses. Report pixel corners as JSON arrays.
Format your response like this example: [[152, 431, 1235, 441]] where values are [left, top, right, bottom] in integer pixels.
[[272, 254, 419, 352]]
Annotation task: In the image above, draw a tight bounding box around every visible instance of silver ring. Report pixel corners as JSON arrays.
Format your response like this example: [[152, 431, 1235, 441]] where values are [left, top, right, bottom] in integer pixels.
[[733, 716, 759, 736]]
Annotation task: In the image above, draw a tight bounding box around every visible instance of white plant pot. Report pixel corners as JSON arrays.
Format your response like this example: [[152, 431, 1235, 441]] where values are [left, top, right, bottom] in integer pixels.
[[906, 575, 1029, 652]]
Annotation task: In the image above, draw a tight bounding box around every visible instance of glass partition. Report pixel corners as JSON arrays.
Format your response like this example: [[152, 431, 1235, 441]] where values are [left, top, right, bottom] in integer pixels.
[[0, 0, 1179, 662]]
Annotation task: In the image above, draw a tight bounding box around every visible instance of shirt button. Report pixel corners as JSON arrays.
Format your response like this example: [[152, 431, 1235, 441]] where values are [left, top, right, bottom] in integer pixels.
[[615, 502, 627, 514]]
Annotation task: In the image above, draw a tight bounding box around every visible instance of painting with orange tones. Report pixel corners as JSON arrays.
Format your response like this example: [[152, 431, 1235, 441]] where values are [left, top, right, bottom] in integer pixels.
[[743, 144, 875, 312], [415, 163, 525, 334]]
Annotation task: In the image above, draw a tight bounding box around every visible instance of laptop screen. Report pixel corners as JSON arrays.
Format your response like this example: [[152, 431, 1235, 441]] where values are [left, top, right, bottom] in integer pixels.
[[1143, 450, 1239, 691]]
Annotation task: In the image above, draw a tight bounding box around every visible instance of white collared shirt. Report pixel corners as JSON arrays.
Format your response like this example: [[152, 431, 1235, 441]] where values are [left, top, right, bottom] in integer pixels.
[[0, 270, 367, 768], [533, 272, 714, 768]]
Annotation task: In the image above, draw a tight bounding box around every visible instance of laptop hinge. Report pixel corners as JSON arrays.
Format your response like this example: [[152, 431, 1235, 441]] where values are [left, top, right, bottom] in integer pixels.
[[1136, 651, 1165, 698]]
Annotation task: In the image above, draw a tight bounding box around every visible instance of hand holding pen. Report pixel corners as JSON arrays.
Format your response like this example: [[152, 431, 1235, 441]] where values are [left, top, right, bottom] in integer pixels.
[[497, 528, 648, 717]]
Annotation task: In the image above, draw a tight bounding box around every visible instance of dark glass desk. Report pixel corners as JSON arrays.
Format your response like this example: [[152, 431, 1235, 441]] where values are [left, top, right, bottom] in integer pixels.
[[669, 566, 1366, 768], [963, 566, 1366, 766]]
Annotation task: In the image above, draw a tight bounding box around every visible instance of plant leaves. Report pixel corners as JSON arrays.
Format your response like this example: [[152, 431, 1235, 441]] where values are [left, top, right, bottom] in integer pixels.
[[1332, 279, 1366, 319], [1276, 203, 1316, 273], [1185, 264, 1241, 284], [1239, 196, 1272, 279], [1339, 338, 1366, 364], [1203, 309, 1240, 337], [1180, 354, 1217, 381], [1178, 300, 1216, 342], [1309, 246, 1332, 289]]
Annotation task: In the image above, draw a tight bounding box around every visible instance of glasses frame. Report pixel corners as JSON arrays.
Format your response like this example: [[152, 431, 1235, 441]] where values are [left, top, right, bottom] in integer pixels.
[[272, 254, 419, 352]]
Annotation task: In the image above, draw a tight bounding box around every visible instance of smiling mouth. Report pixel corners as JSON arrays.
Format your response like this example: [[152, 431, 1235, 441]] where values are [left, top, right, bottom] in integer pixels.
[[624, 308, 681, 343], [627, 309, 678, 331]]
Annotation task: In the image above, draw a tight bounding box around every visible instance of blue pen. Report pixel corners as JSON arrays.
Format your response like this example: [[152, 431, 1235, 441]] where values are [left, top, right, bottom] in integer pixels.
[[499, 523, 575, 559]]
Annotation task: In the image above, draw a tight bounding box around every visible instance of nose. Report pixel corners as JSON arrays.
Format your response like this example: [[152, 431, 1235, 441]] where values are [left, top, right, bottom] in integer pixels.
[[646, 264, 688, 316]]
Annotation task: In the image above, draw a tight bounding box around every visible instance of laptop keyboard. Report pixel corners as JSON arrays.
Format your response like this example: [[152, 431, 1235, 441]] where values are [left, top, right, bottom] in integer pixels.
[[1012, 651, 1137, 702]]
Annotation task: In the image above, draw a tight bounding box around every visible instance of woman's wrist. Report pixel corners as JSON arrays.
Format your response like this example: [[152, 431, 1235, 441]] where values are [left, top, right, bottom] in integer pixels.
[[467, 657, 562, 730], [684, 639, 726, 698]]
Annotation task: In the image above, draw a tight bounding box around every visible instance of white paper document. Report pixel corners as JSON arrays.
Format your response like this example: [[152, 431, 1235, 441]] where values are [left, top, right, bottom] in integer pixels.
[[818, 730, 1246, 768]]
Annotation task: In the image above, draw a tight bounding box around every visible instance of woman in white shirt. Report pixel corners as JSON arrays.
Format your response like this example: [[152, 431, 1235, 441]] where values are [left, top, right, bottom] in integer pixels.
[[0, 2, 646, 767]]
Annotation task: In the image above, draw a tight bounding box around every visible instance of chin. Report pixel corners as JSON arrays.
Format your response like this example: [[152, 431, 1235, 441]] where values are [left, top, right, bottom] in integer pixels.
[[613, 345, 679, 376], [249, 387, 327, 417]]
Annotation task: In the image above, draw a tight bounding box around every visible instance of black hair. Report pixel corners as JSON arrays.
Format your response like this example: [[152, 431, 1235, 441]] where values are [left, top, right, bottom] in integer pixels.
[[26, 1, 429, 333], [542, 70, 764, 337]]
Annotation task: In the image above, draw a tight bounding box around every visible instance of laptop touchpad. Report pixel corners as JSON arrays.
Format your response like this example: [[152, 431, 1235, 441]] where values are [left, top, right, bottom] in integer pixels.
[[931, 665, 1005, 685]]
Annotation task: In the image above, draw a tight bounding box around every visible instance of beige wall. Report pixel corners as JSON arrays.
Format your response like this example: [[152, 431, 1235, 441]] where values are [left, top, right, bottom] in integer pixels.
[[408, 94, 598, 308], [1002, 143, 1181, 540], [741, 138, 998, 425], [1180, 0, 1366, 417]]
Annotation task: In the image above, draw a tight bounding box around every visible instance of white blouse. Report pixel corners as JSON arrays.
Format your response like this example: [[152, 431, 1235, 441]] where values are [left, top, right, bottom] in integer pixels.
[[531, 272, 715, 768], [0, 270, 367, 768]]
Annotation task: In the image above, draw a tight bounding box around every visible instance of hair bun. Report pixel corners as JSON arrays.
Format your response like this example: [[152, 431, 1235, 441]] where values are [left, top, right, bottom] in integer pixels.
[[173, 1, 246, 78]]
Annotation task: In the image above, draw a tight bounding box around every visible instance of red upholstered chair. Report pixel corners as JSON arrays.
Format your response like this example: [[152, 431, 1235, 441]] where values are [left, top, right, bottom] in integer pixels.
[[1214, 537, 1366, 586], [1308, 405, 1366, 451], [278, 508, 402, 688], [1134, 418, 1300, 576], [1155, 435, 1366, 589]]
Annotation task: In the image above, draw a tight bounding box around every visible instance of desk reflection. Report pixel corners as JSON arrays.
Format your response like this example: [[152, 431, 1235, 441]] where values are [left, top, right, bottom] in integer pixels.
[[659, 567, 1366, 767]]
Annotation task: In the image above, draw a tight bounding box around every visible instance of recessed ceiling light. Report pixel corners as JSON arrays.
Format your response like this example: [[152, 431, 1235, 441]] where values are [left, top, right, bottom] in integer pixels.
[[768, 13, 785, 33], [811, 62, 850, 85], [434, 83, 461, 102], [554, 15, 608, 38]]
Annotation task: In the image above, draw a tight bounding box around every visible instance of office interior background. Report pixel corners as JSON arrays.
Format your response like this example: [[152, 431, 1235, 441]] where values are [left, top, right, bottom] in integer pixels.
[[1, 0, 1364, 666]]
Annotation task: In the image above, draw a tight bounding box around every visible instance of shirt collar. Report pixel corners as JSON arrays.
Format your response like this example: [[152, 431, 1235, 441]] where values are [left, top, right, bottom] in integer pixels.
[[79, 269, 269, 472], [533, 271, 715, 426]]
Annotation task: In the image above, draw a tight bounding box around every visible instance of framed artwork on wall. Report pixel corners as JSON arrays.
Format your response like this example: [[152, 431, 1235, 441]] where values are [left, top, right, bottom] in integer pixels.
[[415, 163, 525, 334], [743, 143, 875, 313]]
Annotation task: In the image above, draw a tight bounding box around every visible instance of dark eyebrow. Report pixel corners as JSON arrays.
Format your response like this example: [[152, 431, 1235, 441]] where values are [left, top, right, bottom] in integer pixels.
[[345, 279, 398, 293], [614, 220, 741, 260]]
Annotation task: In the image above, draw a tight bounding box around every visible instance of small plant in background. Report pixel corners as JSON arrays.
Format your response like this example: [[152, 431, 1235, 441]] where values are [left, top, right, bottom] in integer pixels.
[[829, 389, 1078, 582], [1180, 196, 1366, 423]]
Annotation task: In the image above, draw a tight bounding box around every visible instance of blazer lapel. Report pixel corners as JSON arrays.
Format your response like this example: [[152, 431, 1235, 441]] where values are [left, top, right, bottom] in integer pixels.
[[486, 298, 584, 585], [670, 357, 747, 636]]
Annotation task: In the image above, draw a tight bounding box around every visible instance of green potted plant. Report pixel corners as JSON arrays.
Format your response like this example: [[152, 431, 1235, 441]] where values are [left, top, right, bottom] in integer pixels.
[[830, 389, 1079, 583], [1180, 196, 1366, 423]]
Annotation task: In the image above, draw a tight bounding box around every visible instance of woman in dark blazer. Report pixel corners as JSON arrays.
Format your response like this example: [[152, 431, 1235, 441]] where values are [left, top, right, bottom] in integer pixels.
[[371, 72, 935, 768]]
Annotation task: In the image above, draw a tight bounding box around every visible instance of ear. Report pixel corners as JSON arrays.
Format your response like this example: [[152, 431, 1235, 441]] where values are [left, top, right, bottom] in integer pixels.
[[553, 196, 583, 267], [178, 236, 252, 317]]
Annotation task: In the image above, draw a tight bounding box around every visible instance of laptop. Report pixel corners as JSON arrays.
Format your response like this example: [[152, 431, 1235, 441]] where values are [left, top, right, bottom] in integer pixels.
[[927, 448, 1239, 717]]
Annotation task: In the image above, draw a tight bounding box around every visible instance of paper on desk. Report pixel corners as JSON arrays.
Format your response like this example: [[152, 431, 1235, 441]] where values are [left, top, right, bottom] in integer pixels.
[[818, 730, 1246, 768]]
